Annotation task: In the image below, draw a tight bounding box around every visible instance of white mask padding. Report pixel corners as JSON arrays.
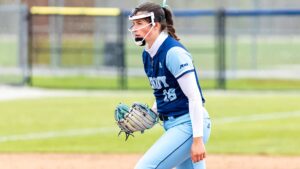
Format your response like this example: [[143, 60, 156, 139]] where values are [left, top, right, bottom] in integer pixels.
[[128, 12, 155, 26]]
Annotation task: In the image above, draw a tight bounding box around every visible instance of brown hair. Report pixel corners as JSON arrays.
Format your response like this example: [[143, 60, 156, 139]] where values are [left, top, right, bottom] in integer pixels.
[[130, 2, 180, 41]]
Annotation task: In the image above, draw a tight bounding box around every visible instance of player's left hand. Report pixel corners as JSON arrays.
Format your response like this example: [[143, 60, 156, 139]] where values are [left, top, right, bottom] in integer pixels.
[[190, 137, 206, 163], [114, 102, 159, 141]]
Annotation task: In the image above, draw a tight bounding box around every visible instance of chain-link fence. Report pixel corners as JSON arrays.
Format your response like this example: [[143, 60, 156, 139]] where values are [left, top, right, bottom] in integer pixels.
[[1, 0, 300, 89], [28, 7, 127, 88]]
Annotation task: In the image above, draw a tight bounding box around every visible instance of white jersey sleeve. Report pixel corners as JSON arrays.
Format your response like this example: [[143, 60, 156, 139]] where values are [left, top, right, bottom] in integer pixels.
[[177, 71, 204, 137], [166, 47, 194, 79]]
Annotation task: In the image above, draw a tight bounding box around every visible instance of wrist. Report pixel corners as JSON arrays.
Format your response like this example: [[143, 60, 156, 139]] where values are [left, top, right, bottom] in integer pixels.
[[193, 137, 203, 143]]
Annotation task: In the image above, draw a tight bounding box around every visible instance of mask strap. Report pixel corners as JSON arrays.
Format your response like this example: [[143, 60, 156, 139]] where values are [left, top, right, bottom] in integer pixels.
[[133, 24, 155, 46]]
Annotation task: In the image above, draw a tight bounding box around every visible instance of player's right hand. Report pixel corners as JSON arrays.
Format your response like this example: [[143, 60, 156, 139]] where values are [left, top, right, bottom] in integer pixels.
[[190, 137, 206, 163]]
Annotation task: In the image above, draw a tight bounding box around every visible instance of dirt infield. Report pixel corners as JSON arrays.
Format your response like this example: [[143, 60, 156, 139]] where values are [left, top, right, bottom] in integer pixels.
[[0, 153, 299, 169]]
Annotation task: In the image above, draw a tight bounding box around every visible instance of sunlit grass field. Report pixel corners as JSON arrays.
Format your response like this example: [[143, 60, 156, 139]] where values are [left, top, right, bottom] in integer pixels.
[[0, 91, 299, 155], [1, 37, 300, 155], [31, 76, 300, 90]]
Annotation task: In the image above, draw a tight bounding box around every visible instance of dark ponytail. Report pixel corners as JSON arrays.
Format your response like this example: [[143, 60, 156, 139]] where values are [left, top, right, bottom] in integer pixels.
[[162, 7, 180, 41], [130, 2, 180, 41]]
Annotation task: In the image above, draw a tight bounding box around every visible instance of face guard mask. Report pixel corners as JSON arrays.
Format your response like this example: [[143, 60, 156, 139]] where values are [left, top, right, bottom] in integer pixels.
[[128, 12, 155, 46]]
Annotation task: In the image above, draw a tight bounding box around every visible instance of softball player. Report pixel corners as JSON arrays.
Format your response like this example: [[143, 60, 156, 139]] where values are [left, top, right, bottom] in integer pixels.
[[128, 2, 211, 169]]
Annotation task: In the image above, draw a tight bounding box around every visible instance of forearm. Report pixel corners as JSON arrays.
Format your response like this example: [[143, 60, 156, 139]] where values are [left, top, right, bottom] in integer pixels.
[[151, 100, 158, 114], [189, 96, 204, 137]]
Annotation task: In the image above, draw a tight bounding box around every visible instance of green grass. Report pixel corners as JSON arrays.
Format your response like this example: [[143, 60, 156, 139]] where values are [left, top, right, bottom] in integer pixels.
[[0, 40, 18, 66], [225, 38, 300, 70], [0, 74, 24, 84], [31, 76, 150, 90], [205, 93, 300, 155], [0, 91, 299, 155], [31, 76, 300, 90]]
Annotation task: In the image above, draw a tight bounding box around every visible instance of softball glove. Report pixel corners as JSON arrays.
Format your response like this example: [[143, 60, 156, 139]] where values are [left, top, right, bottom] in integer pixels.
[[114, 102, 159, 140]]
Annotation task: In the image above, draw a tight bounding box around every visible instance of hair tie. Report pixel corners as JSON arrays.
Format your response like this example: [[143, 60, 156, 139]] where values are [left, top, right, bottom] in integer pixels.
[[162, 0, 168, 8]]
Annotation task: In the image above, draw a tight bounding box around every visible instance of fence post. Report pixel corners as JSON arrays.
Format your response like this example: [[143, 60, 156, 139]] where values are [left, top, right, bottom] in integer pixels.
[[118, 12, 127, 90], [26, 7, 32, 86], [216, 8, 226, 89], [19, 5, 30, 86]]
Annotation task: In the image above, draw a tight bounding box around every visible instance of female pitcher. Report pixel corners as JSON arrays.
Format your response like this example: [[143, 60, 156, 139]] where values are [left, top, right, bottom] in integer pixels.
[[128, 2, 211, 169]]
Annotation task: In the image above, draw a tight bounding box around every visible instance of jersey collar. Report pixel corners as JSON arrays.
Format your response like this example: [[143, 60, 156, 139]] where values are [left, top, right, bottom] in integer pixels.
[[145, 31, 168, 58]]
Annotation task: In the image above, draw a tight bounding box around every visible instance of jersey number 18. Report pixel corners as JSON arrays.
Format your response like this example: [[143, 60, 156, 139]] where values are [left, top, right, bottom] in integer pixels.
[[163, 88, 177, 102]]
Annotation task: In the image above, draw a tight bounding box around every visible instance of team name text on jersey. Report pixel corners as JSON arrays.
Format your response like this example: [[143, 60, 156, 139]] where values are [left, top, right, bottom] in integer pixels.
[[149, 76, 169, 89]]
